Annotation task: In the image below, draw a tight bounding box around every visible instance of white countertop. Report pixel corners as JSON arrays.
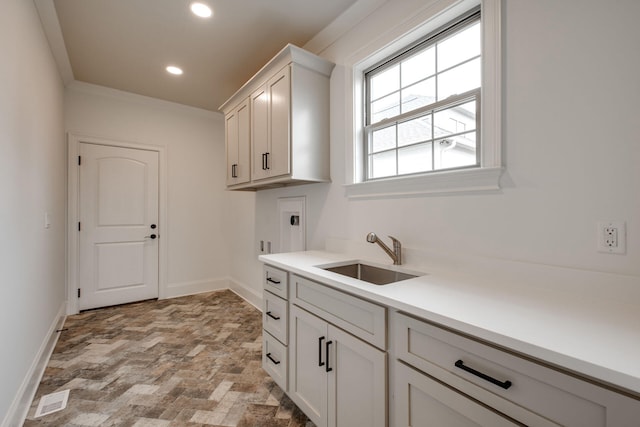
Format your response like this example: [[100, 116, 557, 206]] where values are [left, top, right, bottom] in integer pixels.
[[259, 250, 640, 396]]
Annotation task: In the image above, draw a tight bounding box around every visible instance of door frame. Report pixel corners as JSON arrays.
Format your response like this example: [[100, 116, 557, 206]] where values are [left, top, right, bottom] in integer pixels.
[[67, 132, 168, 315]]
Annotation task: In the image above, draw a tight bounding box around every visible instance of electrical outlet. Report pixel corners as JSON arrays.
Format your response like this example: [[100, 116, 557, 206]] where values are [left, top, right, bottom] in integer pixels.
[[597, 221, 626, 254], [604, 226, 617, 247]]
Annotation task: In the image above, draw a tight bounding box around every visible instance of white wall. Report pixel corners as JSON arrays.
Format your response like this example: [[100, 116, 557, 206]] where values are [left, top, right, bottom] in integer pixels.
[[0, 0, 66, 424], [223, 190, 261, 304], [236, 0, 640, 297], [64, 83, 229, 298]]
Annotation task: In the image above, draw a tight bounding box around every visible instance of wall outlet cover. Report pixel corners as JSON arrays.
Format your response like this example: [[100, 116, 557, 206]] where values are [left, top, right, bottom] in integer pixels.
[[597, 221, 626, 254]]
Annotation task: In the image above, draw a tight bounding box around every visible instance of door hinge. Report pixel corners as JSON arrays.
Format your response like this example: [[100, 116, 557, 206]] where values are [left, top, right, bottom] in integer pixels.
[[77, 288, 81, 298], [78, 155, 81, 166]]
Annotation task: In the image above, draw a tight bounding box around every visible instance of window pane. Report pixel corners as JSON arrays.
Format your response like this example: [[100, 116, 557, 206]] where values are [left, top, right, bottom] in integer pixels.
[[400, 78, 435, 114], [401, 46, 435, 86], [438, 22, 481, 70], [437, 58, 480, 100], [370, 64, 399, 100], [434, 101, 476, 138], [369, 150, 396, 179], [435, 133, 477, 170], [371, 126, 396, 153], [371, 92, 400, 124], [364, 13, 482, 182], [398, 143, 432, 175], [398, 114, 432, 147]]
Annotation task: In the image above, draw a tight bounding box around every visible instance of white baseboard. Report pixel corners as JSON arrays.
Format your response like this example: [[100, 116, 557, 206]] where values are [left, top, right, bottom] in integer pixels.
[[228, 278, 262, 311], [163, 278, 228, 299], [2, 302, 66, 427], [166, 277, 262, 311]]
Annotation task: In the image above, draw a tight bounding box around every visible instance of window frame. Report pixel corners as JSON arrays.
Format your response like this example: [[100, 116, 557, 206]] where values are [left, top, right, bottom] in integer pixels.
[[343, 0, 503, 199], [363, 10, 482, 181]]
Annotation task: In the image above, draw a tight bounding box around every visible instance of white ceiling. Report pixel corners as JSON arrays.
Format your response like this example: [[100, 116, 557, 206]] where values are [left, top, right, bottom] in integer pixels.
[[35, 0, 363, 112]]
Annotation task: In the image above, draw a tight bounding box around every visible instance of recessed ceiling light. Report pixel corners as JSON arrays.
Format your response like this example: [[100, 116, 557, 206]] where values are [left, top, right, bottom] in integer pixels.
[[166, 66, 183, 75], [190, 2, 212, 18]]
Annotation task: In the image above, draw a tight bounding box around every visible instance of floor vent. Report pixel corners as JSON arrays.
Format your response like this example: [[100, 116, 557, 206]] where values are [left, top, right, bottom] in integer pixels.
[[34, 389, 69, 418]]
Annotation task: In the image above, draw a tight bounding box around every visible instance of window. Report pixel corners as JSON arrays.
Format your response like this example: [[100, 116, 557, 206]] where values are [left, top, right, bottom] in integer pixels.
[[364, 11, 481, 181]]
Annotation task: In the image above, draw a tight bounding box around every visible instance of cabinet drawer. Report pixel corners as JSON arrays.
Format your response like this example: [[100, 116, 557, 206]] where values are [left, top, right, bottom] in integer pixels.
[[263, 291, 288, 344], [263, 331, 288, 392], [264, 265, 288, 299], [291, 274, 386, 349], [394, 361, 543, 427], [393, 312, 640, 427]]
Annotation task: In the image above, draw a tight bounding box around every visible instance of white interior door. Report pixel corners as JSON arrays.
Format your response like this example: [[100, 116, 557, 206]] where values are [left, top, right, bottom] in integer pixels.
[[78, 142, 159, 310]]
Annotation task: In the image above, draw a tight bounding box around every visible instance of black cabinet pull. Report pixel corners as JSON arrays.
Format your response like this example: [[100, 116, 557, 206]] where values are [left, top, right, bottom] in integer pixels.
[[265, 152, 270, 170], [262, 153, 267, 170], [231, 164, 238, 178], [266, 311, 280, 320], [455, 360, 512, 390], [325, 340, 333, 373], [266, 277, 281, 285], [318, 336, 325, 367], [266, 353, 280, 365]]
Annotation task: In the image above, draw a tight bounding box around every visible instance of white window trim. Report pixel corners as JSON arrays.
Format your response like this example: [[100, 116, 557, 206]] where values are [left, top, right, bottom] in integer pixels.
[[343, 0, 502, 198]]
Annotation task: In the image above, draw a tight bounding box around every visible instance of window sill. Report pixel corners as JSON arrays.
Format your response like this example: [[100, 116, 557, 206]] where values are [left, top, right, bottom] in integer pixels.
[[344, 167, 503, 199]]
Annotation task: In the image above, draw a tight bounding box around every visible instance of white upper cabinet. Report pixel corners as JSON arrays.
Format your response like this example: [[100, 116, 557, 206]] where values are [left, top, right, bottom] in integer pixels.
[[220, 44, 334, 190], [225, 97, 250, 186]]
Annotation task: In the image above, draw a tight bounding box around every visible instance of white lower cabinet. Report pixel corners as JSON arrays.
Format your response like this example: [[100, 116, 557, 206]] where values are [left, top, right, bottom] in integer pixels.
[[289, 304, 387, 427], [261, 265, 289, 392], [263, 331, 288, 391], [392, 311, 640, 427], [261, 263, 640, 427], [394, 362, 526, 427]]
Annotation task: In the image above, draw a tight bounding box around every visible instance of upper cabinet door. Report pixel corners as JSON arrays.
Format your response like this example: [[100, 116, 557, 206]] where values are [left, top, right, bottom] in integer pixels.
[[235, 99, 251, 184], [225, 97, 251, 186], [225, 107, 239, 186], [267, 65, 291, 178], [251, 84, 269, 181]]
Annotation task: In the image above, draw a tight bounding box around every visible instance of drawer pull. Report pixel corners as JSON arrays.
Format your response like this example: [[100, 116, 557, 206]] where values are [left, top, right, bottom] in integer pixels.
[[455, 359, 512, 390], [266, 352, 281, 365], [326, 340, 333, 373], [266, 277, 281, 284], [318, 336, 325, 367], [266, 311, 280, 320]]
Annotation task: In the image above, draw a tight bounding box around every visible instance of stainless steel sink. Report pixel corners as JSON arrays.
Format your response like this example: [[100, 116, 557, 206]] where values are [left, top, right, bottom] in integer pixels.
[[321, 263, 421, 285]]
